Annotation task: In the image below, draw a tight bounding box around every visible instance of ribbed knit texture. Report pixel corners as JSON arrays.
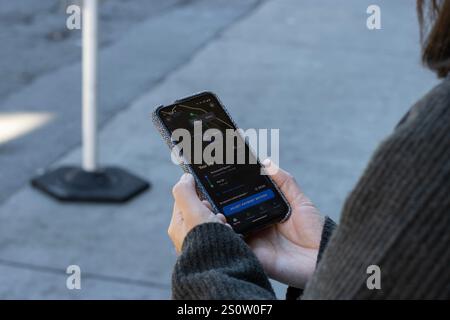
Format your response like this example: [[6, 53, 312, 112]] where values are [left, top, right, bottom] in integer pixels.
[[172, 223, 276, 300], [303, 78, 450, 300], [172, 77, 450, 300]]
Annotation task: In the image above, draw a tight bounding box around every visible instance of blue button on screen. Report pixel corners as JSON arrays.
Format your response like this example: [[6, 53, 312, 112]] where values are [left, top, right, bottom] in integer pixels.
[[222, 189, 275, 216]]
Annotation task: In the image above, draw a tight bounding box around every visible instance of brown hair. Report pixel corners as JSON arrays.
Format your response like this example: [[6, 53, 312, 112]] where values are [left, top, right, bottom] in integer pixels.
[[417, 0, 450, 77]]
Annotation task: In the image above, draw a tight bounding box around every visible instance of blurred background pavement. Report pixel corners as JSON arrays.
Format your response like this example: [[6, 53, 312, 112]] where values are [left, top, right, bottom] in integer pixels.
[[0, 0, 437, 298]]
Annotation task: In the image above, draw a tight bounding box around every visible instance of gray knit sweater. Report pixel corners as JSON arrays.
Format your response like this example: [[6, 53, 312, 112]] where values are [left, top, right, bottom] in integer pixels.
[[172, 77, 450, 300]]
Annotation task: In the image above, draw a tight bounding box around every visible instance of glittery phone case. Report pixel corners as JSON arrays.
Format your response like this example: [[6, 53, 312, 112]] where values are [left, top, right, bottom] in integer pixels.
[[151, 91, 291, 234]]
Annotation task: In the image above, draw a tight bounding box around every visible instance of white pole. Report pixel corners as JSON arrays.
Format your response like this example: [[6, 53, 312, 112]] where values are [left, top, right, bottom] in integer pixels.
[[82, 0, 98, 172]]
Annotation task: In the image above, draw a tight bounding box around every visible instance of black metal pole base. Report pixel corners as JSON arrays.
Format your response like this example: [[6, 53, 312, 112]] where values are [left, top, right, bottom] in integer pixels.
[[31, 166, 150, 203]]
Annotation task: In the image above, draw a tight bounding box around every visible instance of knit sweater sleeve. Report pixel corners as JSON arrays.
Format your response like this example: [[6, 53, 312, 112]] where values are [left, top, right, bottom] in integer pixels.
[[172, 217, 336, 300], [172, 222, 276, 300], [302, 79, 450, 299]]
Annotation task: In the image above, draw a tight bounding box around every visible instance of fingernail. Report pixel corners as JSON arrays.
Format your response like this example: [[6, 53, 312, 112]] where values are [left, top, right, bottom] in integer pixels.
[[262, 158, 271, 167], [181, 173, 192, 181]]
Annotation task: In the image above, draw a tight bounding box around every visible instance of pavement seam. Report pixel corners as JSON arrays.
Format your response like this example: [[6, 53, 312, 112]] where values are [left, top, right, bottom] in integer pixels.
[[0, 258, 170, 289]]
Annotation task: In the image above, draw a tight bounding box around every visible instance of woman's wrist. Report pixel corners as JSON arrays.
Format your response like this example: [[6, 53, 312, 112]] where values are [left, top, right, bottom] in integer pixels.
[[270, 246, 319, 288], [277, 216, 336, 289]]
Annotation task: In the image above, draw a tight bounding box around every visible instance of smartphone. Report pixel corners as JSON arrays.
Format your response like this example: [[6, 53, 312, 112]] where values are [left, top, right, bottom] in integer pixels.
[[152, 92, 291, 235]]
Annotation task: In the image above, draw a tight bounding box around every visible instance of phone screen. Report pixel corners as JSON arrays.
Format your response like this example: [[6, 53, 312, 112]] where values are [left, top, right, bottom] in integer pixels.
[[157, 92, 290, 234]]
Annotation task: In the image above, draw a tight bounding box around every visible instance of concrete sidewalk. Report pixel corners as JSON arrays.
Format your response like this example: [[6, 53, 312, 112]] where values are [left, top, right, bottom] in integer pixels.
[[0, 0, 262, 203], [0, 0, 437, 299]]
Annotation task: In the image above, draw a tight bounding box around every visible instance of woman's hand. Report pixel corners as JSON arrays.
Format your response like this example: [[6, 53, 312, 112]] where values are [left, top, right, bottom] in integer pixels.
[[168, 173, 228, 253], [247, 159, 325, 289], [168, 162, 325, 289]]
